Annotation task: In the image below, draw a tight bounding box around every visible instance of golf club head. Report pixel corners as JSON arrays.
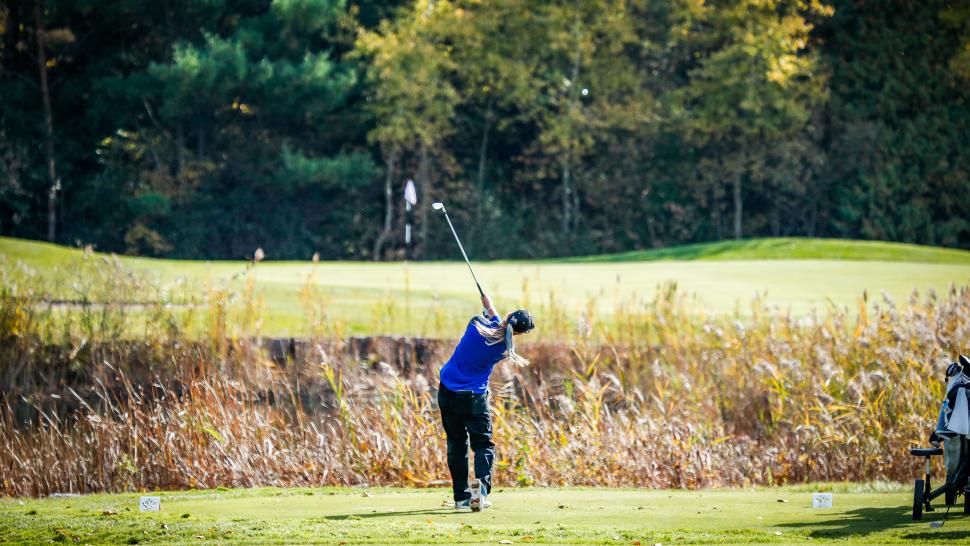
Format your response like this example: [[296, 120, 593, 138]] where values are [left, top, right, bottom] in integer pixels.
[[432, 202, 444, 211]]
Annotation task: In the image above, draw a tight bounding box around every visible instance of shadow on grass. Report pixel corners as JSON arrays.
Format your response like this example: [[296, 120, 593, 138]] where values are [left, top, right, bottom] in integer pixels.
[[775, 505, 965, 539], [324, 508, 458, 520]]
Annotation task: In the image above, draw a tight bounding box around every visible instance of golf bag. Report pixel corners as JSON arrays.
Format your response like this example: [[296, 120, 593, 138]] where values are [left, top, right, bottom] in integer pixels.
[[912, 355, 970, 519], [934, 362, 970, 488]]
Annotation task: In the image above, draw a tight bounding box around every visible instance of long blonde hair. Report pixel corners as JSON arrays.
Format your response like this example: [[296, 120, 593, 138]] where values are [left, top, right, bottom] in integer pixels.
[[474, 317, 529, 366]]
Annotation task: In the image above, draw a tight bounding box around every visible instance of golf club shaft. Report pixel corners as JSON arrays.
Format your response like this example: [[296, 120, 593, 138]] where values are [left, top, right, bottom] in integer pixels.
[[440, 209, 485, 298]]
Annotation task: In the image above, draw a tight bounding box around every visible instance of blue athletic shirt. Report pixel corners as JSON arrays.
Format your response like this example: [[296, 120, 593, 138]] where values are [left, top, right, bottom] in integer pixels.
[[439, 315, 507, 393]]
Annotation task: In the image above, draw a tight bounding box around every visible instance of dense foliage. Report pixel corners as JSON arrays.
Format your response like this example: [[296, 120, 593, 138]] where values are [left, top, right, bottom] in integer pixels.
[[1, 0, 968, 260]]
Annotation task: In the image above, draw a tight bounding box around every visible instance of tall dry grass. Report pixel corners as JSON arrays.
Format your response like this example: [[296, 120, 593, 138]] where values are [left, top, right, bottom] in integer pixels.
[[1, 254, 968, 496]]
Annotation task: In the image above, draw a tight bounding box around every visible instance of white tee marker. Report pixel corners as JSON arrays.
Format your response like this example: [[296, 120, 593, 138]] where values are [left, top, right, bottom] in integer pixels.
[[812, 493, 833, 508], [139, 496, 161, 512]]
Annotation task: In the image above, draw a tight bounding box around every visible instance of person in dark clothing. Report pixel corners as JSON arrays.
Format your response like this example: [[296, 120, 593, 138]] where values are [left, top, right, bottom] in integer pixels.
[[438, 292, 534, 511]]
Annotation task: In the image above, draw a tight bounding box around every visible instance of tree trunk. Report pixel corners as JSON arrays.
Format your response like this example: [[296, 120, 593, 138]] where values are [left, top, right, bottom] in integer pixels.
[[372, 150, 398, 261], [808, 195, 817, 237], [733, 175, 743, 240], [175, 122, 185, 178], [771, 198, 780, 237], [197, 126, 205, 160], [711, 185, 721, 240], [35, 0, 58, 242], [561, 5, 582, 235], [147, 142, 163, 173], [474, 96, 494, 236], [572, 181, 581, 232], [415, 142, 430, 259], [561, 153, 571, 234]]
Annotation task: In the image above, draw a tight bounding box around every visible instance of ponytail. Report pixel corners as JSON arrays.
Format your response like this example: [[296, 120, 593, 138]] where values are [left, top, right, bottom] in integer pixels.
[[474, 317, 529, 366]]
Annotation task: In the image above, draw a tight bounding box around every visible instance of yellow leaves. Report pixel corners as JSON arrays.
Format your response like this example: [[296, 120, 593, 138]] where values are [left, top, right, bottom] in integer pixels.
[[356, 1, 460, 148], [202, 425, 225, 444], [0, 296, 29, 338], [766, 54, 796, 84], [401, 470, 422, 485], [230, 99, 254, 115], [804, 0, 835, 17], [45, 28, 76, 45]]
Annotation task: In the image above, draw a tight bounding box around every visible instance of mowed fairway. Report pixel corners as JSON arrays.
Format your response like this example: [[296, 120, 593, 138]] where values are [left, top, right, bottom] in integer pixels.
[[2, 236, 970, 336], [0, 485, 966, 545]]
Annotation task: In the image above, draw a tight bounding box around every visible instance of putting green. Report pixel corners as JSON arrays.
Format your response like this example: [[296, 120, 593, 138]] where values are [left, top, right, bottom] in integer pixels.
[[2, 236, 970, 337], [0, 485, 964, 544]]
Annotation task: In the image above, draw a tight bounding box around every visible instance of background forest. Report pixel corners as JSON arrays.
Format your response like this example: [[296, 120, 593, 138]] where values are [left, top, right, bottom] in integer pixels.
[[2, 0, 969, 260]]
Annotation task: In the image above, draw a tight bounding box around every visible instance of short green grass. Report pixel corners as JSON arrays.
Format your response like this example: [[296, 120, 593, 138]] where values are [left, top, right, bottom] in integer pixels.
[[3, 236, 970, 336], [0, 485, 965, 545], [561, 237, 970, 264]]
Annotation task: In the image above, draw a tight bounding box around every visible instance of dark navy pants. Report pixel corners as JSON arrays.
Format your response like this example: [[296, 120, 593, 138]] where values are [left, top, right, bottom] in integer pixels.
[[437, 384, 494, 502]]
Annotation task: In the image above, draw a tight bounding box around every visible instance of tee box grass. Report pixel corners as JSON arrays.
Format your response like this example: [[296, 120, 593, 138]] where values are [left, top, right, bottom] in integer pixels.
[[1, 485, 967, 545]]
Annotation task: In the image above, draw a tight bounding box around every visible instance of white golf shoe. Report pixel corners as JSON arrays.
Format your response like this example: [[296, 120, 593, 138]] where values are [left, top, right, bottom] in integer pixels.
[[468, 479, 491, 511]]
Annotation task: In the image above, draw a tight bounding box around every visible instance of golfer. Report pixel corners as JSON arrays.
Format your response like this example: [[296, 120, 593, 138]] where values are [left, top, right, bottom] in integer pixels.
[[438, 292, 534, 511]]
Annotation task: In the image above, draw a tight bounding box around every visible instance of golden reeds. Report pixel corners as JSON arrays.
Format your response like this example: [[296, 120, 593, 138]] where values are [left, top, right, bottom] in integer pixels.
[[1, 256, 968, 497]]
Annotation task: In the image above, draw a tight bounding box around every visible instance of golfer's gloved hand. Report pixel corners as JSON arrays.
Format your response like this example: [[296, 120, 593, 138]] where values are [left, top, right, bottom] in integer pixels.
[[929, 431, 941, 447]]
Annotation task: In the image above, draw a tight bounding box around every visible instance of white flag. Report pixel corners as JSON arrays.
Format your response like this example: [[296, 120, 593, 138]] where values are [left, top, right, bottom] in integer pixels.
[[404, 179, 417, 209]]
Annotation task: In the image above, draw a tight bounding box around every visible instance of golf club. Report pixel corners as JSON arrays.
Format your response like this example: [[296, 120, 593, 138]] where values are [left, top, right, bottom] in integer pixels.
[[432, 202, 485, 298]]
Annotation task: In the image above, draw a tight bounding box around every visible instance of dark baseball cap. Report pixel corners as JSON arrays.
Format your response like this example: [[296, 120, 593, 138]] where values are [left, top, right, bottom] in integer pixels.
[[508, 309, 535, 334]]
